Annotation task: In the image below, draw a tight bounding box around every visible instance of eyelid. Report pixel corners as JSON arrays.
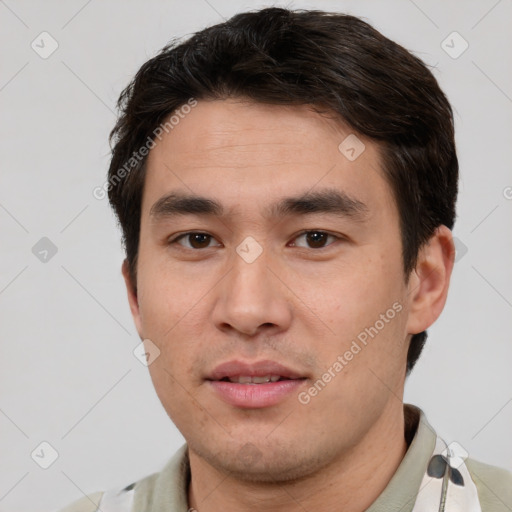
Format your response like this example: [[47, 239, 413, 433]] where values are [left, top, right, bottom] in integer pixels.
[[167, 229, 344, 250], [289, 230, 342, 249], [168, 231, 222, 249]]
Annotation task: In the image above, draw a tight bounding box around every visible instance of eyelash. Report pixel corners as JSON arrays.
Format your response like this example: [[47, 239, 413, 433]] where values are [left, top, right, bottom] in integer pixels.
[[167, 230, 343, 250]]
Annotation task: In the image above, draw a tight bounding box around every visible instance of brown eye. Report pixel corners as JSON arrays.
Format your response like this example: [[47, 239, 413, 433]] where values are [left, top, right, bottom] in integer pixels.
[[291, 230, 338, 249], [170, 232, 220, 249], [306, 231, 328, 248], [187, 233, 212, 249]]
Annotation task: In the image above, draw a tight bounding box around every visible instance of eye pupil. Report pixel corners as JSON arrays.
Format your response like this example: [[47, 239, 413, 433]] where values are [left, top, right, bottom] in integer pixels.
[[190, 233, 210, 248], [307, 231, 327, 248]]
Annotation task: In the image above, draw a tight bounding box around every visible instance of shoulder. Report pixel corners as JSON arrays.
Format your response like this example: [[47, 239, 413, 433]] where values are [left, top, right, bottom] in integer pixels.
[[55, 480, 144, 512], [466, 457, 512, 511], [55, 445, 185, 512], [55, 470, 166, 512], [55, 491, 104, 512]]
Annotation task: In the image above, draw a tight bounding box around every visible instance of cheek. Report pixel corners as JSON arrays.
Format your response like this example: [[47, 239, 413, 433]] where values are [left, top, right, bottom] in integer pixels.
[[300, 254, 407, 359], [136, 258, 202, 333], [146, 357, 204, 432], [299, 258, 394, 325]]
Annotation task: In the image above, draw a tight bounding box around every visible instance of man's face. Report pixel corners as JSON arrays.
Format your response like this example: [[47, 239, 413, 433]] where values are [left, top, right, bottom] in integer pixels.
[[127, 98, 417, 482]]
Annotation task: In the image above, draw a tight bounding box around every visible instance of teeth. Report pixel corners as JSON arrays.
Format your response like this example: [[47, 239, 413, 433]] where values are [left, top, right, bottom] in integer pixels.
[[227, 375, 282, 384], [252, 376, 271, 384]]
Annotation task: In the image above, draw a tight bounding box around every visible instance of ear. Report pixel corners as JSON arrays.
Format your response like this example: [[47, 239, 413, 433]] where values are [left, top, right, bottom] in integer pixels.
[[406, 225, 455, 335], [122, 259, 143, 338]]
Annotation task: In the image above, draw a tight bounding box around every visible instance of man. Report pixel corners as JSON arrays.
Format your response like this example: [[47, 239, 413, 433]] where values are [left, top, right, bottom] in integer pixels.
[[59, 7, 512, 512]]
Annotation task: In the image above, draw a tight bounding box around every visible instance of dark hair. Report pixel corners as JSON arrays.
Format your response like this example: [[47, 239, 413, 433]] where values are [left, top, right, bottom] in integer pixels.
[[107, 7, 458, 376]]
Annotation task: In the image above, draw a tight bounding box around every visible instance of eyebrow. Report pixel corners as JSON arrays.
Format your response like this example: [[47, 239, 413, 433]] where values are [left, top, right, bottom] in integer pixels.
[[150, 188, 369, 223]]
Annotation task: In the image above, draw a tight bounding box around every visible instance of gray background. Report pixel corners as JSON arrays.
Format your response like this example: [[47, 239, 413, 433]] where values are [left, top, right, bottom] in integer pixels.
[[1, 1, 511, 511]]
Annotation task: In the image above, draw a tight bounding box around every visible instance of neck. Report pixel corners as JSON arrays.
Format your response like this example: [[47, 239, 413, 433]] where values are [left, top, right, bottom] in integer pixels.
[[187, 401, 409, 512]]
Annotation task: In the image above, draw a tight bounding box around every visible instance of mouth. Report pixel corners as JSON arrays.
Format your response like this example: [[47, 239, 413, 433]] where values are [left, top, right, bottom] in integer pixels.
[[206, 359, 308, 408], [216, 375, 304, 384], [206, 358, 307, 381]]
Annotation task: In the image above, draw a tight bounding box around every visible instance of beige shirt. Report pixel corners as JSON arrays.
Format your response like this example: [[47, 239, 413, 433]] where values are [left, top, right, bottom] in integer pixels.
[[57, 403, 512, 512]]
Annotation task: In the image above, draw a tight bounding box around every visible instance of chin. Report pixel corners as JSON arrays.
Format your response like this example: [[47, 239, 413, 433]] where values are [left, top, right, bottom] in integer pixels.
[[192, 439, 328, 484]]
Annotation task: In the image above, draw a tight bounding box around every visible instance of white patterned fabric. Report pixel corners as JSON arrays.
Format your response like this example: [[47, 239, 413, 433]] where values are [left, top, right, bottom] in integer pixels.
[[95, 485, 135, 512], [411, 436, 482, 512]]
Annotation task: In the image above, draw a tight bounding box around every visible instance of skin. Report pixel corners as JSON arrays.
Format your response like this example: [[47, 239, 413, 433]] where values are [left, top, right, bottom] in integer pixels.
[[122, 98, 455, 512]]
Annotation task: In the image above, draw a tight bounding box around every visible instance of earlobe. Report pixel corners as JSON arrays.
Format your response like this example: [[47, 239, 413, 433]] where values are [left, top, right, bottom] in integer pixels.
[[121, 259, 143, 337], [406, 225, 455, 335]]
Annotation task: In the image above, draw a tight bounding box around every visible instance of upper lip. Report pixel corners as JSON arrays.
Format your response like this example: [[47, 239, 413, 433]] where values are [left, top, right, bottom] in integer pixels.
[[207, 359, 306, 380]]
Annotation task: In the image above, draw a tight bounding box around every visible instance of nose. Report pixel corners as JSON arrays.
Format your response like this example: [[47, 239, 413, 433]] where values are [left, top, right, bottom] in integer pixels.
[[211, 245, 293, 337]]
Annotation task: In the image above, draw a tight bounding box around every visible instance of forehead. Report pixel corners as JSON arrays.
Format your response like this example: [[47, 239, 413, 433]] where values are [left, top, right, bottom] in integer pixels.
[[142, 99, 397, 221]]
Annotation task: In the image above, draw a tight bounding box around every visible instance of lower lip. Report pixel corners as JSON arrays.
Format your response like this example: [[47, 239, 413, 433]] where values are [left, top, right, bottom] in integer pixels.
[[208, 379, 306, 408]]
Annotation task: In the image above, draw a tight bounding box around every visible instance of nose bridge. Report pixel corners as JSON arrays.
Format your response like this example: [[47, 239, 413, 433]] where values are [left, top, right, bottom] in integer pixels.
[[212, 238, 291, 335], [231, 242, 272, 299]]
